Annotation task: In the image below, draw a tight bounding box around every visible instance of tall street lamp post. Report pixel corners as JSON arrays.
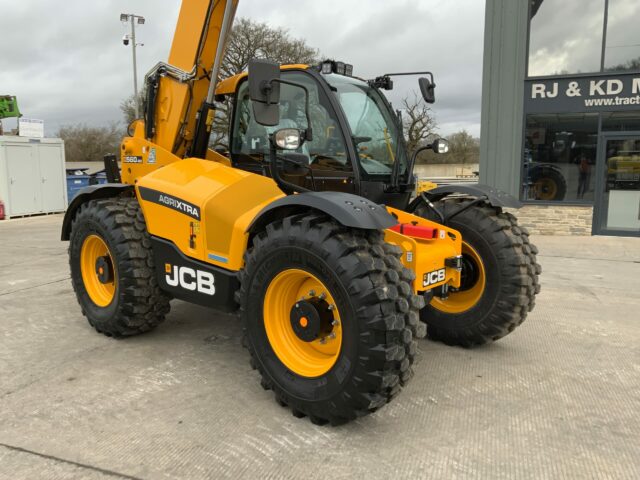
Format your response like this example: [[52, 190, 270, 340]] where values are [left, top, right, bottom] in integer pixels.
[[120, 13, 145, 118]]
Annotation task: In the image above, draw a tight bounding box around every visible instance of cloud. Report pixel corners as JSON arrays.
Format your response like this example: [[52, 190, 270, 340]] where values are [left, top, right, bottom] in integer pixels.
[[0, 0, 484, 137]]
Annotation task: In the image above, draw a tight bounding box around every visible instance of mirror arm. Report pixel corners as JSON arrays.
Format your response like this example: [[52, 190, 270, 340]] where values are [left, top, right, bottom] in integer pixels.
[[408, 145, 432, 180], [268, 138, 311, 195]]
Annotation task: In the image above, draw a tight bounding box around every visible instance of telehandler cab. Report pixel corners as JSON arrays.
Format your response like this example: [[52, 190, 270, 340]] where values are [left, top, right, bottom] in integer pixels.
[[62, 0, 465, 425]]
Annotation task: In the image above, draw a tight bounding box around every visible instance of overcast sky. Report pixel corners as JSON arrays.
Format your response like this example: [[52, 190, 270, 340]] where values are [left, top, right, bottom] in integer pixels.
[[0, 0, 486, 137]]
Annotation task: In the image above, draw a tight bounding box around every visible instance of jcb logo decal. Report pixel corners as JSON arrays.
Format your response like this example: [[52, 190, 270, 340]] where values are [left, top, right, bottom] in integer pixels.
[[423, 268, 446, 287], [165, 264, 215, 296]]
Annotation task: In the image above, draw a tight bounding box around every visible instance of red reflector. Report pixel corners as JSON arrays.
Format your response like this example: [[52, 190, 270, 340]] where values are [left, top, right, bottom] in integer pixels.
[[390, 223, 437, 239]]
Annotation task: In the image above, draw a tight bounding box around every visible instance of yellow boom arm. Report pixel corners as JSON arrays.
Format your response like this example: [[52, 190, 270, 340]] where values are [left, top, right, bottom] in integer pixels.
[[143, 0, 238, 158]]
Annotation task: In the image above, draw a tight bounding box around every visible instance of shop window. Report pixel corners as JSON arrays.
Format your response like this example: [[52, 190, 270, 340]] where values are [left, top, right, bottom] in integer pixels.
[[522, 114, 599, 202], [602, 112, 640, 132], [528, 0, 605, 77], [604, 0, 640, 72]]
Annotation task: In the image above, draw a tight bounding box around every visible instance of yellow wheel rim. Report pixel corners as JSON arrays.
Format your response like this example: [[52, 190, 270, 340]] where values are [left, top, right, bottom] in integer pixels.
[[263, 269, 342, 378], [80, 234, 117, 307], [535, 177, 558, 200], [430, 241, 486, 314]]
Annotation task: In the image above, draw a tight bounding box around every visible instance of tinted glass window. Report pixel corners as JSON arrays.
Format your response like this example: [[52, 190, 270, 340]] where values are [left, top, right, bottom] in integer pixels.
[[522, 113, 599, 202], [325, 74, 408, 177], [231, 71, 350, 170], [604, 0, 640, 71], [528, 0, 605, 77]]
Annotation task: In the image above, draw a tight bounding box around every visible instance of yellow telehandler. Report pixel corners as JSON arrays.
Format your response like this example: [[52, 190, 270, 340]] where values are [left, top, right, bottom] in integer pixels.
[[62, 0, 538, 425]]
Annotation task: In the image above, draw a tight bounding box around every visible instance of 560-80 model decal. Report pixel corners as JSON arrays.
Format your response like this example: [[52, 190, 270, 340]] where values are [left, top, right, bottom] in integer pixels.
[[138, 186, 201, 219]]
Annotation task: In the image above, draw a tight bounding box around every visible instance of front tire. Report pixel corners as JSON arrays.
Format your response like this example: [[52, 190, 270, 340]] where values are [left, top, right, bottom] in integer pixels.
[[238, 214, 424, 425], [69, 197, 171, 337], [416, 200, 541, 347]]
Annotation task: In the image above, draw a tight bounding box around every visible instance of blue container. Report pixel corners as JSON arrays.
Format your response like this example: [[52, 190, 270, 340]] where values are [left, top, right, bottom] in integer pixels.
[[93, 171, 108, 185], [66, 175, 91, 202]]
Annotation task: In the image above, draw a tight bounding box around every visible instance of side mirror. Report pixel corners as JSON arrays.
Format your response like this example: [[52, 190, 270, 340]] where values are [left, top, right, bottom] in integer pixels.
[[419, 76, 436, 104], [431, 138, 449, 154], [248, 59, 281, 126], [272, 128, 305, 150]]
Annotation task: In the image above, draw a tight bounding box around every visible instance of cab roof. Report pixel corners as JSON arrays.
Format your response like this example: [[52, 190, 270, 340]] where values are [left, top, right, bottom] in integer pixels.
[[215, 64, 310, 96]]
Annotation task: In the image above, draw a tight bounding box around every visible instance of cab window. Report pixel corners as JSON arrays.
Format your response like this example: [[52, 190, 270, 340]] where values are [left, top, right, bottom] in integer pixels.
[[231, 71, 352, 175]]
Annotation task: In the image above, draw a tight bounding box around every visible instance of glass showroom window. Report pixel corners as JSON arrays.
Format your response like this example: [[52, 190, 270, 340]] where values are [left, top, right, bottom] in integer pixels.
[[604, 0, 640, 71], [528, 0, 605, 77], [601, 112, 640, 132], [522, 114, 599, 203]]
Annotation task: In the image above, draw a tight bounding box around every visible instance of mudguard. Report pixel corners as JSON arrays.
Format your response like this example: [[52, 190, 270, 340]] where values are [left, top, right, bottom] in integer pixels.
[[416, 183, 522, 209], [61, 184, 134, 240], [248, 191, 398, 234]]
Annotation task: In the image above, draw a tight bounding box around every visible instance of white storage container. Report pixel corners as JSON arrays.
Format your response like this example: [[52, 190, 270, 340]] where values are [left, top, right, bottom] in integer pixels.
[[0, 136, 67, 218]]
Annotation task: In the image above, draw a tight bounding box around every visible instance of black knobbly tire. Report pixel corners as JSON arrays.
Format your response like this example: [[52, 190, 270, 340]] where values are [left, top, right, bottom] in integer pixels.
[[416, 199, 540, 347], [503, 211, 542, 310], [237, 214, 425, 425], [69, 197, 171, 337], [530, 166, 567, 201]]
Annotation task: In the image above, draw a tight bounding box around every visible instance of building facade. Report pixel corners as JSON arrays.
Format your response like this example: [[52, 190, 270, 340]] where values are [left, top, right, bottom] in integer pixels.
[[481, 0, 640, 237]]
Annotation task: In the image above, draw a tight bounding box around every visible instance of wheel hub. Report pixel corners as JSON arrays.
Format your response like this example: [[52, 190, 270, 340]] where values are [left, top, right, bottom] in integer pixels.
[[263, 269, 343, 378], [458, 253, 480, 291], [290, 298, 333, 342], [95, 256, 113, 284]]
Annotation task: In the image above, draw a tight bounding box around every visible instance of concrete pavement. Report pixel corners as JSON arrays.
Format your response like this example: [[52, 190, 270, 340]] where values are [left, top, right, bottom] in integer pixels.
[[1, 214, 639, 479]]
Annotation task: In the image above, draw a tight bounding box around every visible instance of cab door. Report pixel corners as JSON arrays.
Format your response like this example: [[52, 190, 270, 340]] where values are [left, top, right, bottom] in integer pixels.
[[229, 70, 357, 194]]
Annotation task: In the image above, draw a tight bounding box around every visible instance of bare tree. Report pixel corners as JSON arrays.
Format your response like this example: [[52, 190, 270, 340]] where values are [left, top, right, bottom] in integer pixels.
[[220, 18, 319, 79], [402, 94, 438, 156], [447, 130, 480, 164], [58, 123, 122, 163], [120, 93, 145, 126]]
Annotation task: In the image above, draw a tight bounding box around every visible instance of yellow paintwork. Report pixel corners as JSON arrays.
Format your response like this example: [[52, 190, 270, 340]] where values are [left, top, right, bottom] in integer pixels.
[[81, 235, 116, 307], [135, 158, 285, 271], [263, 269, 342, 378], [214, 64, 310, 96], [608, 155, 640, 175], [385, 207, 462, 293], [148, 0, 240, 158], [121, 121, 233, 183], [430, 241, 486, 313], [116, 3, 464, 297], [416, 179, 438, 193]]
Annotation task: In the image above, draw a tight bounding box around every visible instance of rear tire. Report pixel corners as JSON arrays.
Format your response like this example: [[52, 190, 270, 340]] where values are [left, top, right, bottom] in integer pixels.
[[416, 200, 541, 347], [237, 214, 424, 425], [530, 165, 567, 201], [69, 197, 171, 337]]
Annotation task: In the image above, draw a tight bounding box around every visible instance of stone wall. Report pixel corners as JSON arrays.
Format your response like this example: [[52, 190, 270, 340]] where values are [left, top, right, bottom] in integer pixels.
[[507, 205, 594, 236]]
